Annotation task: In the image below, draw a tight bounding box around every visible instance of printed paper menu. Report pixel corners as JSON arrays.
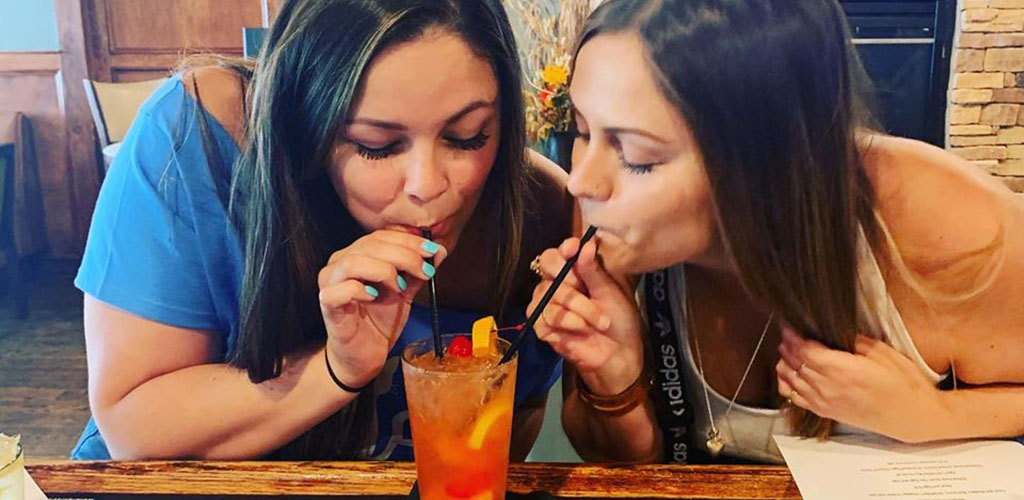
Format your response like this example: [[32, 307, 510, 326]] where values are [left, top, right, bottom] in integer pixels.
[[774, 434, 1024, 500]]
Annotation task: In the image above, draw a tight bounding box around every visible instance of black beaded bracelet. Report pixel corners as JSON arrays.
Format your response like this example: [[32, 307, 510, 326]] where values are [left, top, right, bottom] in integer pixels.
[[325, 349, 372, 394]]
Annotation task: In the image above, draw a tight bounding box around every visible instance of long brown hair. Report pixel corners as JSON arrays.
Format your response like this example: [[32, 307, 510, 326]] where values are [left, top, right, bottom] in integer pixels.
[[186, 0, 528, 458], [577, 0, 880, 438]]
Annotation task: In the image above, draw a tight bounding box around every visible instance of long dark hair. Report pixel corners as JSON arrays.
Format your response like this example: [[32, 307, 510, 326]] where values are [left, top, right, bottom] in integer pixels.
[[577, 0, 879, 439], [221, 0, 527, 459]]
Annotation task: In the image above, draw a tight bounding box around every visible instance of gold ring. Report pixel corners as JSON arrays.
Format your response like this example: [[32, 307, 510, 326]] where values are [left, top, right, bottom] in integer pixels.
[[530, 255, 543, 276]]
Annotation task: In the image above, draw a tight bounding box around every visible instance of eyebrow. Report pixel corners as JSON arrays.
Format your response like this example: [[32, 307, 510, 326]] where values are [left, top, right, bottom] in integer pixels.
[[569, 101, 671, 145], [349, 100, 495, 131]]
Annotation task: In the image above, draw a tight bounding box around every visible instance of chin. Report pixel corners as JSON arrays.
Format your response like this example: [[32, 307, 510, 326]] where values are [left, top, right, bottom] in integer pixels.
[[600, 240, 691, 276], [595, 243, 644, 276]]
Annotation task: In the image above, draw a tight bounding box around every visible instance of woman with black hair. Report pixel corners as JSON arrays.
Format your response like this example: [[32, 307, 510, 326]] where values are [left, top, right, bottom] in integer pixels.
[[73, 0, 570, 461]]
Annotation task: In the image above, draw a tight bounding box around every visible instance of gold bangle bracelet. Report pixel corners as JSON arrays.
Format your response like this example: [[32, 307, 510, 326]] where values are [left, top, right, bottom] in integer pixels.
[[575, 366, 651, 416]]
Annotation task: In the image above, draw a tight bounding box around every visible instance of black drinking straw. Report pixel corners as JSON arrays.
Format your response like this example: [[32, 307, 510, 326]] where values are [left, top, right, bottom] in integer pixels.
[[501, 225, 598, 364], [421, 229, 444, 359]]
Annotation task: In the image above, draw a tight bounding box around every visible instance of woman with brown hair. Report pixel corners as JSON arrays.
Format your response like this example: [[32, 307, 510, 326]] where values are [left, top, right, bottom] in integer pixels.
[[530, 0, 1024, 464]]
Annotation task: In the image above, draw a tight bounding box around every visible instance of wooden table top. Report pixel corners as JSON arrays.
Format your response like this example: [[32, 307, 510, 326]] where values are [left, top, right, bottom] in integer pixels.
[[27, 460, 802, 499]]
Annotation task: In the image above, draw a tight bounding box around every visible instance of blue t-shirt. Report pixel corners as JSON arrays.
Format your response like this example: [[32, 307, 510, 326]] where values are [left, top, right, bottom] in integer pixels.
[[71, 74, 561, 460]]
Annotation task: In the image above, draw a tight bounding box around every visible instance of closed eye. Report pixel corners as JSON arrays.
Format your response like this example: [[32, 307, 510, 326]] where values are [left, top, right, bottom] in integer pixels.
[[446, 131, 490, 151], [355, 141, 401, 160]]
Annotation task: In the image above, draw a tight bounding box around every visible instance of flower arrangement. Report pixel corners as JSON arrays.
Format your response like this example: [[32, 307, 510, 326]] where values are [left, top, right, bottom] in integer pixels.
[[503, 0, 593, 144], [529, 64, 572, 142]]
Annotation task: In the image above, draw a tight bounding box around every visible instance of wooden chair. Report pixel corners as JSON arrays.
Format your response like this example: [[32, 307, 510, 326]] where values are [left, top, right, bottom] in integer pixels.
[[0, 113, 48, 319], [82, 78, 167, 171]]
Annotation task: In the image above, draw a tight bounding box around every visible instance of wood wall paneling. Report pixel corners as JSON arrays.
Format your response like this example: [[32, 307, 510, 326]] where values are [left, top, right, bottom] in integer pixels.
[[0, 0, 278, 255], [88, 0, 268, 83], [105, 0, 264, 53], [57, 0, 102, 255], [0, 54, 76, 255]]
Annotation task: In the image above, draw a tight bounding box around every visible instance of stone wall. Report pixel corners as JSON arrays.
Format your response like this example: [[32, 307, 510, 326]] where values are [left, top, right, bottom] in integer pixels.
[[948, 0, 1024, 191]]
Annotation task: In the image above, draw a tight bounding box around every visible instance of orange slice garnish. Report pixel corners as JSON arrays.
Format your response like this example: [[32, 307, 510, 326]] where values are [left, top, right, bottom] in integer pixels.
[[468, 401, 511, 450], [472, 316, 497, 357]]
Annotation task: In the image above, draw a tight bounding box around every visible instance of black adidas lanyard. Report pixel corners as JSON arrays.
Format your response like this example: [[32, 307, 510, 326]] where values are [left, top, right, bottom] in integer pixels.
[[642, 268, 696, 464]]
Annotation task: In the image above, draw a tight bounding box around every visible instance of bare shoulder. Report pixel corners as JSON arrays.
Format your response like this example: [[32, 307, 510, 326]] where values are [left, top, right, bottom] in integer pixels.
[[526, 148, 569, 191], [181, 66, 247, 145], [508, 149, 573, 302], [523, 148, 572, 235], [861, 133, 1020, 277]]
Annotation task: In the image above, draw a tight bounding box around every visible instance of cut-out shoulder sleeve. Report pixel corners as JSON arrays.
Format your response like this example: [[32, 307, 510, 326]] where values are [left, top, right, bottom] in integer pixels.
[[75, 74, 244, 340], [181, 66, 248, 147]]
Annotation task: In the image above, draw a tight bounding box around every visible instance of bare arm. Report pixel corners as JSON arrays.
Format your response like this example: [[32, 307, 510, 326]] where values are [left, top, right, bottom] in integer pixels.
[[560, 363, 662, 462], [85, 296, 355, 460], [509, 395, 547, 461], [936, 386, 1024, 441]]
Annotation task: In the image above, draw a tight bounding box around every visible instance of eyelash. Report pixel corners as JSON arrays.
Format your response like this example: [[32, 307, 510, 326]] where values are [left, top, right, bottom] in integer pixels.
[[354, 132, 490, 161], [618, 152, 656, 174], [574, 128, 657, 175], [356, 142, 399, 160], [448, 132, 490, 151]]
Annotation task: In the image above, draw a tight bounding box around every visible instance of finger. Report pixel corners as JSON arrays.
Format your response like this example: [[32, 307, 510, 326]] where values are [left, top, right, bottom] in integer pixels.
[[537, 248, 584, 290], [777, 376, 794, 401], [319, 281, 378, 322], [776, 358, 825, 413], [558, 237, 581, 260], [328, 230, 449, 265], [558, 237, 587, 288], [558, 332, 608, 372], [348, 239, 441, 281], [855, 335, 913, 373], [781, 325, 850, 376], [777, 345, 832, 400], [534, 326, 565, 347], [572, 239, 623, 302], [537, 281, 611, 332], [318, 255, 404, 293], [777, 338, 806, 373], [543, 303, 591, 334]]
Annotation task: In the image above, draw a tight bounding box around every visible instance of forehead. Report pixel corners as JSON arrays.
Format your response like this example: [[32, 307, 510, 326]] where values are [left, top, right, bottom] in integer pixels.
[[352, 30, 499, 122], [571, 33, 683, 133]]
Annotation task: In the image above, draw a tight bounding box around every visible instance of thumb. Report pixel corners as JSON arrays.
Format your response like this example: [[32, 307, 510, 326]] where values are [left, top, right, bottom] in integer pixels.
[[572, 240, 624, 302]]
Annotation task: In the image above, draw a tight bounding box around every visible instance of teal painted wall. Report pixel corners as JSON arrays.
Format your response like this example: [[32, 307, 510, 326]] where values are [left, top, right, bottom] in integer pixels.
[[0, 1, 60, 52]]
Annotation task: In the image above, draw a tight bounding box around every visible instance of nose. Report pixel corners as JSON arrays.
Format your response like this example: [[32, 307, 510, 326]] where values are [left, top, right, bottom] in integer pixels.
[[567, 141, 612, 202], [404, 143, 449, 204]]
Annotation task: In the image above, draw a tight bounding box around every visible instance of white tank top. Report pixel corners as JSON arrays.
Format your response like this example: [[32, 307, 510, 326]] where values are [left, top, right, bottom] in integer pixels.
[[667, 227, 946, 463]]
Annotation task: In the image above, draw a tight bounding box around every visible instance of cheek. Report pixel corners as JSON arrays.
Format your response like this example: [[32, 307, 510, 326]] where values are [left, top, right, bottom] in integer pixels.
[[329, 152, 404, 224], [450, 140, 499, 197], [620, 166, 716, 269]]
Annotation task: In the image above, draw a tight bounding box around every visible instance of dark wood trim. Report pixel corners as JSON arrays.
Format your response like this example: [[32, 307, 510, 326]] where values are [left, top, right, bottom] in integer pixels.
[[83, 0, 112, 82], [27, 461, 802, 499], [0, 53, 62, 74], [55, 0, 103, 253]]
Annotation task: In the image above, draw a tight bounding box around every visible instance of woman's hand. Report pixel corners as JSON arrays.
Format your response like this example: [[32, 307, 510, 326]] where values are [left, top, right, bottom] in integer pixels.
[[529, 237, 645, 396], [776, 327, 949, 443], [318, 230, 447, 388]]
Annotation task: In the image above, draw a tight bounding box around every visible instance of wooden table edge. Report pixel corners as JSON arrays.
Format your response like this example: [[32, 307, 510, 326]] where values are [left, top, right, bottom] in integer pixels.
[[27, 461, 801, 498]]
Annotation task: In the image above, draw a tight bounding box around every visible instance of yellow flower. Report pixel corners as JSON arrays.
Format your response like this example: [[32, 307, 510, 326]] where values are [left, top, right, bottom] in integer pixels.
[[541, 65, 569, 86]]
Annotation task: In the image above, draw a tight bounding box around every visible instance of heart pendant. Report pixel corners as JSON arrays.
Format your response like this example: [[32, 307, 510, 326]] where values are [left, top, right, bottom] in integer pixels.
[[706, 431, 725, 456]]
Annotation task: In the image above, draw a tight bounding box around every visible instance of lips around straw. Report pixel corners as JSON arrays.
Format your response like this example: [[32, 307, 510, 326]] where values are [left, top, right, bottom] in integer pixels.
[[502, 225, 598, 364], [421, 229, 444, 359]]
